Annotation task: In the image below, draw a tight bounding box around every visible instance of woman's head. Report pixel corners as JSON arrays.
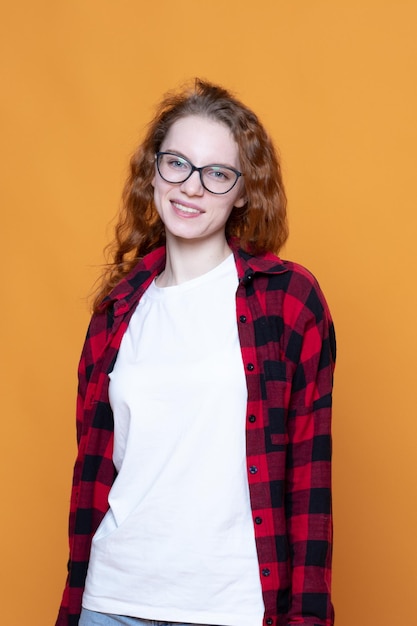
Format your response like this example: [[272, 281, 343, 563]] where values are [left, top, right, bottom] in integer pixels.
[[152, 114, 247, 249], [96, 79, 288, 307], [129, 79, 287, 250]]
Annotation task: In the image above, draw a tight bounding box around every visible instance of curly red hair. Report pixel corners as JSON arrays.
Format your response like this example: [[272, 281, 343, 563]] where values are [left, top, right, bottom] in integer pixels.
[[93, 78, 288, 310]]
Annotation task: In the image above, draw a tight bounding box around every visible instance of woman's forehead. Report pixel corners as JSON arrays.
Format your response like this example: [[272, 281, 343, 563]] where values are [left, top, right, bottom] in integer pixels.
[[161, 115, 240, 166]]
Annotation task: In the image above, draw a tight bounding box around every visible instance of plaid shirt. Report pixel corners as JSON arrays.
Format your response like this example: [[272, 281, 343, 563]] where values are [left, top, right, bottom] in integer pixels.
[[56, 241, 336, 626]]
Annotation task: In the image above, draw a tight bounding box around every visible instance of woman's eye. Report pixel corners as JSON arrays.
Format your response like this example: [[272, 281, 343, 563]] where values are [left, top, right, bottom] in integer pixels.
[[207, 167, 230, 180], [164, 155, 189, 170], [169, 159, 187, 169]]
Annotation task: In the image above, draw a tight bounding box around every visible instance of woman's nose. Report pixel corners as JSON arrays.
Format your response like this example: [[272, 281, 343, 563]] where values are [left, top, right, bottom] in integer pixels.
[[180, 170, 204, 196]]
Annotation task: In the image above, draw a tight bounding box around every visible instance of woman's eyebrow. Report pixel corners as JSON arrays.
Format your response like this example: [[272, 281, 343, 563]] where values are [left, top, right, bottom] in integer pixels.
[[162, 149, 237, 169]]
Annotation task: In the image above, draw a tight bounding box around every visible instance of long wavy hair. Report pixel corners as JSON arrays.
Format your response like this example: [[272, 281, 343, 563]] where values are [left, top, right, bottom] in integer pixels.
[[93, 78, 288, 310]]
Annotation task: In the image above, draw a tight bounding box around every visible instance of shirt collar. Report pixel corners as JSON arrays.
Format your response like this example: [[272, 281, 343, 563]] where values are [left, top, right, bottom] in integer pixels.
[[98, 240, 287, 314], [97, 246, 166, 315], [230, 239, 288, 283]]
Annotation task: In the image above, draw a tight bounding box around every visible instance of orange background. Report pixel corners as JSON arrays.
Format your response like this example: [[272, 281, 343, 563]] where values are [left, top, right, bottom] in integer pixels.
[[1, 1, 416, 625]]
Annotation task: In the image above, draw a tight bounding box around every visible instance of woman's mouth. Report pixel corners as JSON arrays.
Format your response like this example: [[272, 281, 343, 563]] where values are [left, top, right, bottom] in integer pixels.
[[172, 201, 202, 216]]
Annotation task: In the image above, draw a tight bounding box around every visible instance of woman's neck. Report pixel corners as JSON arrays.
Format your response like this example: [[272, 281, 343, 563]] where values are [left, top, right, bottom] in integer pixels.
[[156, 236, 232, 287]]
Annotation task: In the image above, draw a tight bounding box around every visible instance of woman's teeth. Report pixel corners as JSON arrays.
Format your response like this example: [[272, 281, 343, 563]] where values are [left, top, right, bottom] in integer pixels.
[[173, 202, 200, 214]]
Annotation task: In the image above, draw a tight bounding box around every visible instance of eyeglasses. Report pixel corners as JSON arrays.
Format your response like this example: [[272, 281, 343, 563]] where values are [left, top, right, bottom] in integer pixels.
[[155, 152, 243, 195]]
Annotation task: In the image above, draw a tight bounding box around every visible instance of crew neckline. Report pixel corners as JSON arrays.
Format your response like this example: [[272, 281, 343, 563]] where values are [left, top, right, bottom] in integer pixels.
[[151, 253, 235, 295]]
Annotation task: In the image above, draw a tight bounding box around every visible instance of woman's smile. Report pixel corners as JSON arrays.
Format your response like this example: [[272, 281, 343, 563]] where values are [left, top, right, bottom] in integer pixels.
[[171, 199, 204, 216]]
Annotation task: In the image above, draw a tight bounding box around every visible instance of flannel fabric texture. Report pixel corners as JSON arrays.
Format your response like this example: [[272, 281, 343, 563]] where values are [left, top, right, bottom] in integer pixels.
[[56, 241, 336, 626]]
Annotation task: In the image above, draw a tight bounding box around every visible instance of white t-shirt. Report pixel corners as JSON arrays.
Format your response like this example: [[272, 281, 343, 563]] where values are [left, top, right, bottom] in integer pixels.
[[83, 254, 264, 626]]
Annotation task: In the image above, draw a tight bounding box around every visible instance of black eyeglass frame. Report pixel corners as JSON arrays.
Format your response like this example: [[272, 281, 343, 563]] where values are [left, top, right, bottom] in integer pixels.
[[155, 151, 243, 195]]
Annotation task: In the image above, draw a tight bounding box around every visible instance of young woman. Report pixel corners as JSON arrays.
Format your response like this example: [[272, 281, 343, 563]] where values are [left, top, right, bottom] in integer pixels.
[[56, 79, 336, 626]]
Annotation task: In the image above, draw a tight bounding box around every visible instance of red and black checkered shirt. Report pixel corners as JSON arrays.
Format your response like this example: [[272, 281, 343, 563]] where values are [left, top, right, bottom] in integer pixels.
[[56, 241, 336, 626]]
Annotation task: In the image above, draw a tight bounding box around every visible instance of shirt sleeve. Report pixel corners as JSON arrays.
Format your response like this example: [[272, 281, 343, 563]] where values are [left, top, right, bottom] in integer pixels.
[[69, 320, 94, 539], [56, 321, 95, 626], [284, 279, 336, 626], [57, 311, 113, 625]]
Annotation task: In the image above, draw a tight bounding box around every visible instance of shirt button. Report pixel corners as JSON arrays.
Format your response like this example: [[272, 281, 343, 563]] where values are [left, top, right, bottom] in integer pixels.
[[239, 315, 247, 323], [249, 466, 258, 474], [248, 414, 256, 423], [266, 619, 273, 625], [262, 568, 271, 577], [255, 516, 263, 524], [246, 363, 254, 371]]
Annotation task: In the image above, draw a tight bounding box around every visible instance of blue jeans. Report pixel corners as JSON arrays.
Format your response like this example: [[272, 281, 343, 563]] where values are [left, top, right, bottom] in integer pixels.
[[79, 608, 220, 626]]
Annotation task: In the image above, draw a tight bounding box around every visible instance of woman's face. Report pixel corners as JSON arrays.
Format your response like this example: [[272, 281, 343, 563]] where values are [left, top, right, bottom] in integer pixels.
[[152, 115, 246, 247]]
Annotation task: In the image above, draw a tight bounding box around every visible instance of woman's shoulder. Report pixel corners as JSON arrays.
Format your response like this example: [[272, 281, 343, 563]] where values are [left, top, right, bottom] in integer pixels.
[[243, 249, 333, 322], [236, 245, 324, 292]]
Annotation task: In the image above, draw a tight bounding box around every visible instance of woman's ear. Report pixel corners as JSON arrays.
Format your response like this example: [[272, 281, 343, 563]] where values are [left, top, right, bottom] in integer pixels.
[[234, 193, 247, 208]]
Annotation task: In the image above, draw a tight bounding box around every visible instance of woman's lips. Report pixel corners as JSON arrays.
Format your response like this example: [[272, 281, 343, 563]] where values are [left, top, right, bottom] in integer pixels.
[[171, 200, 203, 216]]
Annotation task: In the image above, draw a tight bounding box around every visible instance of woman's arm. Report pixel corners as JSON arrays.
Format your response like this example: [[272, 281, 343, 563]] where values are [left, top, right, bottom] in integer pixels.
[[285, 282, 336, 626]]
